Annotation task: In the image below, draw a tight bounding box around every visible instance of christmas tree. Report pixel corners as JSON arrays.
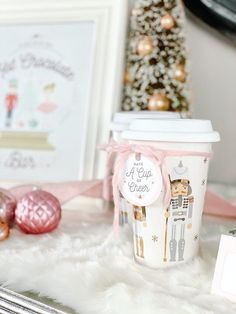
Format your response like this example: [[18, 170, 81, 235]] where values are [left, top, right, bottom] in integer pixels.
[[123, 0, 190, 113]]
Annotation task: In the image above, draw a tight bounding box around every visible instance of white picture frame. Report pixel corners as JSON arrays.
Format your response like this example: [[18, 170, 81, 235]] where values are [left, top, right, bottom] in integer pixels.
[[0, 0, 128, 181]]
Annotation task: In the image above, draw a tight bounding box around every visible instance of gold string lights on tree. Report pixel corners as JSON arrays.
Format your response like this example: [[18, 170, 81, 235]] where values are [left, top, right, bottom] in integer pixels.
[[123, 0, 191, 114], [174, 63, 187, 82]]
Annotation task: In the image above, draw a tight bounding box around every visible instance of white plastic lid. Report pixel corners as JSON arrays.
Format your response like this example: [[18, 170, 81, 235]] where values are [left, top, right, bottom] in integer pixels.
[[110, 111, 181, 131], [122, 118, 220, 143]]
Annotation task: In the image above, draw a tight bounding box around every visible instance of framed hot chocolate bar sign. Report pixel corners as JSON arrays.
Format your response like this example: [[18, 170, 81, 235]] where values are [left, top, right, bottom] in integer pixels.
[[0, 0, 127, 182]]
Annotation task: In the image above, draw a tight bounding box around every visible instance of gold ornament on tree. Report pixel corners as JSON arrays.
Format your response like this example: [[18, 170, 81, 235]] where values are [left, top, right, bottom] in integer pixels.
[[174, 64, 186, 82], [160, 13, 175, 30], [148, 93, 170, 111], [124, 69, 131, 85], [137, 36, 153, 57]]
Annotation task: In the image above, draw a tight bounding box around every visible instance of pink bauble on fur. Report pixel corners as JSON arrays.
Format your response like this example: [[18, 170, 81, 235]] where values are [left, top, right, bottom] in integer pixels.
[[15, 190, 61, 234]]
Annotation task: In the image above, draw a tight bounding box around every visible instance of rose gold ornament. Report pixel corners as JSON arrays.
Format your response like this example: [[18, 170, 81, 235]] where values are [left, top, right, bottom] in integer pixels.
[[124, 69, 131, 85], [15, 190, 61, 234], [148, 93, 170, 111], [160, 14, 175, 30], [137, 36, 153, 57], [174, 64, 186, 82], [0, 188, 16, 225], [0, 221, 10, 241]]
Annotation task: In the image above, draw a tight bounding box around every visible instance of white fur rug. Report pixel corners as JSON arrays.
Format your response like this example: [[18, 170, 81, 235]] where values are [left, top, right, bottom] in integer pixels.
[[1, 194, 236, 314]]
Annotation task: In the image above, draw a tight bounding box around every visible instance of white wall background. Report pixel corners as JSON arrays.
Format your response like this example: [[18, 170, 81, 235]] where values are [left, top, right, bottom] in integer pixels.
[[187, 13, 236, 183], [129, 1, 236, 184], [186, 14, 236, 184]]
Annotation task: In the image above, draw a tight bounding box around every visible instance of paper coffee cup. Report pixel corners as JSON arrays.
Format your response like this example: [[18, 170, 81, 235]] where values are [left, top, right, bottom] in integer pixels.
[[109, 111, 180, 226], [119, 118, 220, 268]]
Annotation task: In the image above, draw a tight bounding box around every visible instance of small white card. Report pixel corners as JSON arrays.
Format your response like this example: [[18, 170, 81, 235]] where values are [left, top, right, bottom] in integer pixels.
[[212, 234, 236, 302]]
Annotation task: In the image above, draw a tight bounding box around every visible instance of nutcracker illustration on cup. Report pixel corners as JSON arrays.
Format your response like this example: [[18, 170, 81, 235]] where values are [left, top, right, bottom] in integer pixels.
[[5, 79, 18, 127], [133, 205, 147, 259], [164, 161, 194, 262]]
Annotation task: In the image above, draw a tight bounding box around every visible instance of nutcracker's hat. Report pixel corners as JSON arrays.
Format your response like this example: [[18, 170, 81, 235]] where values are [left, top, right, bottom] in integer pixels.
[[170, 161, 189, 182]]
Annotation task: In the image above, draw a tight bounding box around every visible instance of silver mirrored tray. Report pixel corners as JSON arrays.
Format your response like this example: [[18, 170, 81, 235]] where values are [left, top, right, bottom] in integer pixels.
[[0, 287, 77, 314]]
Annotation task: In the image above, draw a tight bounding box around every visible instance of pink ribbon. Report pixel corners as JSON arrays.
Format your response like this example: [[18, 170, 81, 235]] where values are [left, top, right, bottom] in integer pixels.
[[9, 179, 236, 221], [9, 180, 104, 204], [108, 143, 212, 235], [204, 189, 236, 219], [7, 144, 236, 222]]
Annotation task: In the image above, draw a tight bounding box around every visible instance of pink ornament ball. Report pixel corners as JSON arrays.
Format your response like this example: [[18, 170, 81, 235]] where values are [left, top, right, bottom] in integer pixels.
[[15, 190, 61, 234]]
